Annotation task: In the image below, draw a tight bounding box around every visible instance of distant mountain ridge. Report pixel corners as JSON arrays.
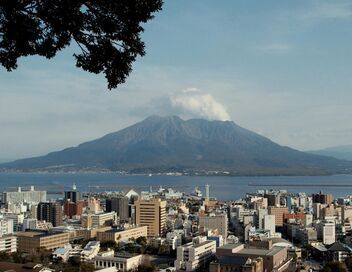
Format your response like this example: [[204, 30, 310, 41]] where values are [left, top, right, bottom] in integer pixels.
[[309, 145, 352, 161], [1, 115, 352, 175]]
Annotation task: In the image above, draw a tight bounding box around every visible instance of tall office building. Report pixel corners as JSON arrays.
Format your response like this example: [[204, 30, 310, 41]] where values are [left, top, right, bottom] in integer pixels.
[[64, 184, 80, 203], [135, 198, 166, 237], [37, 202, 63, 227], [106, 196, 130, 222]]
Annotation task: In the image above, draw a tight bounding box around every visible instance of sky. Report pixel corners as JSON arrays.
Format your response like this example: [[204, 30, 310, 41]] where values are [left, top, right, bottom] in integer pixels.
[[1, 0, 352, 161]]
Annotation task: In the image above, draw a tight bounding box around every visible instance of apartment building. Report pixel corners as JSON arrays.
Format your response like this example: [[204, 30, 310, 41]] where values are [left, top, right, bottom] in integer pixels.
[[175, 236, 216, 271]]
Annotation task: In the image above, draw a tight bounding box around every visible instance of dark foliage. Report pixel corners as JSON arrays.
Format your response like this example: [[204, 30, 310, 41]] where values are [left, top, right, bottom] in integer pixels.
[[0, 0, 163, 89], [322, 261, 347, 272]]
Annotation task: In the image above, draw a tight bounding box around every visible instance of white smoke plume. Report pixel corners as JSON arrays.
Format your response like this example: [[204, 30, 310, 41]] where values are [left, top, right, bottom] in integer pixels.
[[170, 88, 231, 121]]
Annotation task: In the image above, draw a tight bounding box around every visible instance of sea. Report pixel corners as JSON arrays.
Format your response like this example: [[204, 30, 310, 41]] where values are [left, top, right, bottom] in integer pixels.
[[1, 173, 352, 201]]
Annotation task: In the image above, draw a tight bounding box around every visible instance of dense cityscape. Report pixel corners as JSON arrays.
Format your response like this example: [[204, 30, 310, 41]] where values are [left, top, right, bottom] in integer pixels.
[[0, 183, 350, 271]]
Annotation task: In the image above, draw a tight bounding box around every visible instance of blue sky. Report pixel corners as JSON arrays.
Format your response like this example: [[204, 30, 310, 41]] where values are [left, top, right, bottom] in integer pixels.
[[1, 0, 352, 160]]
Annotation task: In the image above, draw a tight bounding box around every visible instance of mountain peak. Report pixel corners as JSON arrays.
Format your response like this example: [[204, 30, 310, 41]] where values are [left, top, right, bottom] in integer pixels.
[[1, 116, 352, 175]]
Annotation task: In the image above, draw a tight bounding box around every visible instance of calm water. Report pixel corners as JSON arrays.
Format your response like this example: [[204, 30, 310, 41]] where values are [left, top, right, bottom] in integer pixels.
[[0, 173, 352, 201]]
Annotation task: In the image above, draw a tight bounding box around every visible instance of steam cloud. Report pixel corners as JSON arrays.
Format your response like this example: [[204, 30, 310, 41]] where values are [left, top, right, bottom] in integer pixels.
[[170, 88, 231, 121]]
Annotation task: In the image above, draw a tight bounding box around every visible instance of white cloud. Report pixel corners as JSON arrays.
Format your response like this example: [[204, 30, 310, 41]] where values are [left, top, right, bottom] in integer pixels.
[[302, 1, 352, 20], [170, 88, 231, 121]]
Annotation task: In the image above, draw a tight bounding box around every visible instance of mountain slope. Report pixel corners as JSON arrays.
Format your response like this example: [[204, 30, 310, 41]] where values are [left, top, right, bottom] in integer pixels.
[[1, 116, 352, 175], [309, 145, 352, 161]]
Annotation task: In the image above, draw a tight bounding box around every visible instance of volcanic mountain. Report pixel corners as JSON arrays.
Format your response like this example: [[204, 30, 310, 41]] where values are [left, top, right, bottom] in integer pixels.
[[1, 115, 352, 175]]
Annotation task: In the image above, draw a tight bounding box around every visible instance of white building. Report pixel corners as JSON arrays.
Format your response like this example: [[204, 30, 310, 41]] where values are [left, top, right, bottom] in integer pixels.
[[263, 214, 276, 235], [52, 245, 72, 262], [3, 186, 46, 205], [174, 236, 216, 271], [4, 213, 24, 231], [0, 218, 14, 237], [22, 218, 38, 231], [320, 221, 336, 245], [94, 254, 143, 271], [0, 235, 17, 252], [81, 241, 100, 261]]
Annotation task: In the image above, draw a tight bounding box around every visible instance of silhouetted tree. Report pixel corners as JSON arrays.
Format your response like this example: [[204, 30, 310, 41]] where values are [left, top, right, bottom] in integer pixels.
[[0, 0, 163, 89]]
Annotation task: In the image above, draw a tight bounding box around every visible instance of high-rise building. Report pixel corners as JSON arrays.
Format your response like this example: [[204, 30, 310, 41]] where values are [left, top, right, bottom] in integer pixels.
[[318, 221, 336, 245], [64, 184, 80, 203], [64, 200, 84, 218], [106, 196, 130, 222], [312, 192, 333, 205], [37, 202, 63, 227], [256, 208, 268, 229], [268, 207, 288, 227], [263, 215, 276, 235], [3, 186, 46, 205], [135, 198, 166, 237]]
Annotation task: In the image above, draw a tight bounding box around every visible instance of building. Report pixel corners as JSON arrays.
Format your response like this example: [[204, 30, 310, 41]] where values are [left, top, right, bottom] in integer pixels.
[[106, 196, 130, 222], [328, 241, 352, 262], [256, 209, 268, 230], [263, 215, 275, 235], [52, 245, 72, 262], [312, 192, 333, 205], [81, 241, 100, 261], [88, 197, 101, 213], [268, 207, 288, 227], [97, 226, 148, 243], [4, 213, 24, 231], [16, 231, 70, 253], [0, 218, 14, 236], [0, 235, 17, 253], [37, 202, 63, 227], [81, 212, 117, 228], [94, 253, 143, 271], [296, 227, 317, 246], [174, 236, 216, 271], [0, 262, 53, 272], [216, 242, 288, 272], [265, 193, 281, 207], [64, 200, 84, 218], [135, 198, 166, 237], [318, 221, 336, 245], [75, 226, 112, 240], [199, 214, 228, 238], [209, 256, 263, 272], [64, 184, 80, 203], [2, 186, 46, 205]]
